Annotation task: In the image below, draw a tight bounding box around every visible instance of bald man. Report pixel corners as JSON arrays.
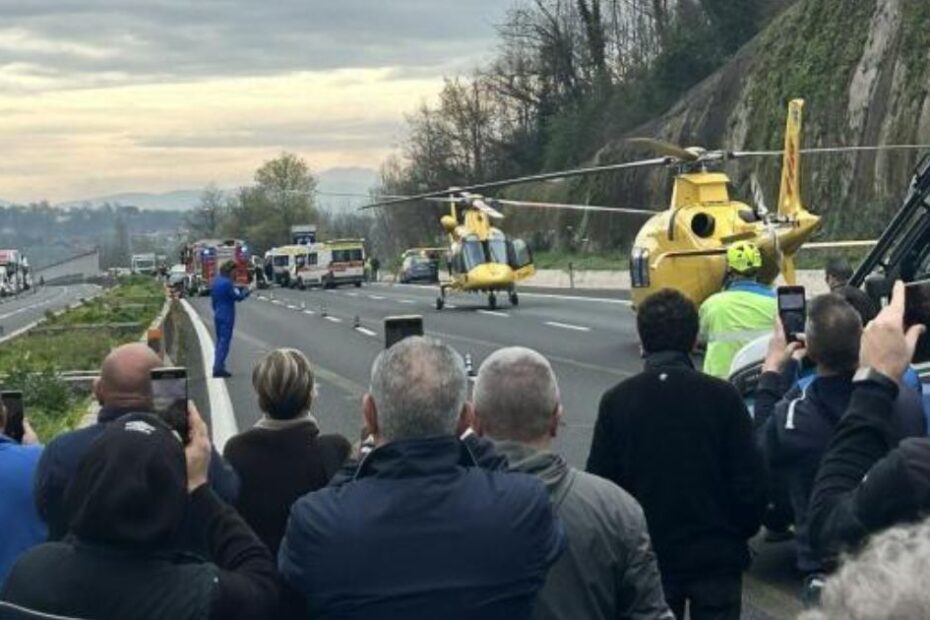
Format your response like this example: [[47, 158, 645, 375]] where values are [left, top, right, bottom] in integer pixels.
[[34, 343, 240, 541]]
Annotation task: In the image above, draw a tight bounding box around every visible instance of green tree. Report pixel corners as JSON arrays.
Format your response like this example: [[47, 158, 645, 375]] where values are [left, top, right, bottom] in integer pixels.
[[186, 183, 225, 239]]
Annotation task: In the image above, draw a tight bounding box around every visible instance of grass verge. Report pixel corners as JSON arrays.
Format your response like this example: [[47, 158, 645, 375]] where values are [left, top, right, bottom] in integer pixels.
[[533, 250, 629, 271], [0, 275, 165, 442]]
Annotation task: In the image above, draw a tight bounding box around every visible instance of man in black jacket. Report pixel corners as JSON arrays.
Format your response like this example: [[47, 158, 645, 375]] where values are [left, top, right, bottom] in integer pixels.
[[2, 408, 278, 620], [754, 295, 925, 602], [34, 343, 240, 542], [587, 289, 767, 620], [808, 281, 930, 564]]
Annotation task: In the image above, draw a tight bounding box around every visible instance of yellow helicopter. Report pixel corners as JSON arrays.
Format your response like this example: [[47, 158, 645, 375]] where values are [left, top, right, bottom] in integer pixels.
[[365, 99, 929, 310]]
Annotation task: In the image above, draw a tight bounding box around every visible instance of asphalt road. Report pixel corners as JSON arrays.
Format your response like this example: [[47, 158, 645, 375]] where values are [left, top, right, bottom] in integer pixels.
[[189, 281, 803, 619], [0, 284, 100, 340]]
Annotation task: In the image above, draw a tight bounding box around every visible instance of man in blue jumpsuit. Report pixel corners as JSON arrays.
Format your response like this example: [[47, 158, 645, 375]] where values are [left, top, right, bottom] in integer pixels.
[[211, 260, 250, 378]]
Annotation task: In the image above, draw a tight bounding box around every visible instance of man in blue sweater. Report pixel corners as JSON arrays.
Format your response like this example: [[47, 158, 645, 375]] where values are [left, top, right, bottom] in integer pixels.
[[0, 399, 45, 588], [211, 260, 250, 378]]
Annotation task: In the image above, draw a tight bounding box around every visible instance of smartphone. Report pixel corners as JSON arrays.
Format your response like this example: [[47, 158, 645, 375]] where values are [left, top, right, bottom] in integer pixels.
[[1, 391, 25, 444], [384, 315, 424, 349], [905, 280, 930, 363], [777, 286, 807, 343], [151, 367, 189, 442]]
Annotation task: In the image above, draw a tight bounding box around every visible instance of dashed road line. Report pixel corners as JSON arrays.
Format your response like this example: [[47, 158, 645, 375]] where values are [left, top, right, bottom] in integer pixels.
[[518, 291, 632, 305], [397, 299, 416, 304], [368, 295, 385, 300], [302, 310, 315, 315], [345, 292, 359, 297], [286, 304, 298, 310], [355, 327, 377, 337], [477, 310, 509, 318], [545, 321, 591, 332], [324, 316, 342, 323]]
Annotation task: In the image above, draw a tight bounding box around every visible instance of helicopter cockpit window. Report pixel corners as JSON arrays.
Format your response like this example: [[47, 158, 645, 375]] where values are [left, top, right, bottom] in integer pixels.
[[462, 237, 485, 270], [487, 234, 508, 265], [508, 238, 533, 269]]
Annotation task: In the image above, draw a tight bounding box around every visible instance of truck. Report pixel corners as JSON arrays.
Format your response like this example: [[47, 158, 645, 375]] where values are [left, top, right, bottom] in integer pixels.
[[130, 253, 157, 275], [290, 225, 317, 246], [182, 239, 252, 295], [0, 249, 30, 296]]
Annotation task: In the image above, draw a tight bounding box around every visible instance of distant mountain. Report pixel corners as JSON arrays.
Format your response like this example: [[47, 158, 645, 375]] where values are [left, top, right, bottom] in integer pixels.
[[316, 167, 379, 213], [57, 189, 201, 212], [4, 166, 380, 213]]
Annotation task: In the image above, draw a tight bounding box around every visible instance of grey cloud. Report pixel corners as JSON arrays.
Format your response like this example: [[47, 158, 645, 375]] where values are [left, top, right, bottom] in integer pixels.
[[132, 117, 403, 150], [0, 1, 514, 87]]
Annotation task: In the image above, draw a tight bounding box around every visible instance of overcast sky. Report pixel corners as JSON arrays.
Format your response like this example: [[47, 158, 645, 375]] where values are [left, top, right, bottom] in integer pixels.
[[0, 1, 513, 202]]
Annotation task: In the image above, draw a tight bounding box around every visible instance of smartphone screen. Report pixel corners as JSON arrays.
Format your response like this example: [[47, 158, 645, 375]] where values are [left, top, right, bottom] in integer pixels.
[[151, 367, 189, 442], [905, 280, 930, 363], [384, 315, 424, 349], [777, 286, 807, 343], [1, 391, 25, 443]]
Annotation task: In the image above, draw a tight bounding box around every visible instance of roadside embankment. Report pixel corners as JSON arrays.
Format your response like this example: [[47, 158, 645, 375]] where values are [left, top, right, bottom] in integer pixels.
[[0, 276, 167, 441]]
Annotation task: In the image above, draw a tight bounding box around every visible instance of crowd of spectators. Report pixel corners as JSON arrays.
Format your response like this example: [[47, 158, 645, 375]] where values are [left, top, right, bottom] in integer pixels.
[[1, 258, 930, 619]]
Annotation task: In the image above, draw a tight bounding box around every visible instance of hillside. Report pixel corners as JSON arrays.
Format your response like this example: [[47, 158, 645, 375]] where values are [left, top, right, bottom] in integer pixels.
[[515, 0, 930, 247]]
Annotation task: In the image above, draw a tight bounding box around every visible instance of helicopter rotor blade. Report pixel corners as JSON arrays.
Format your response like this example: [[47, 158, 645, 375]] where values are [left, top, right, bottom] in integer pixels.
[[359, 157, 673, 209], [472, 199, 505, 219], [626, 138, 701, 162], [749, 172, 768, 216], [492, 198, 657, 217], [734, 144, 930, 157]]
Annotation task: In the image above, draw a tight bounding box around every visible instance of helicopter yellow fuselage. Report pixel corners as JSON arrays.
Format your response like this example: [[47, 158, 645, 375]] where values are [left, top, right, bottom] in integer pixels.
[[629, 171, 821, 309]]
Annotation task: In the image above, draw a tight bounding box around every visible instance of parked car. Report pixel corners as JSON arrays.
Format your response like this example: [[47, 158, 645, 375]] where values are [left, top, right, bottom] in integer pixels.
[[399, 255, 439, 284]]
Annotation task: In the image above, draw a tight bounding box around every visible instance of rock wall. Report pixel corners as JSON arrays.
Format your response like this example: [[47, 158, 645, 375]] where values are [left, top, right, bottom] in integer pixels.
[[558, 0, 930, 246]]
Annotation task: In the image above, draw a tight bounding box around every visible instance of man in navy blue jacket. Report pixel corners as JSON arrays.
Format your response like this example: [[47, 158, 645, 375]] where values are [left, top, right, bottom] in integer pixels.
[[279, 337, 564, 620], [0, 401, 44, 589], [755, 295, 925, 605], [34, 343, 240, 543], [211, 260, 249, 378]]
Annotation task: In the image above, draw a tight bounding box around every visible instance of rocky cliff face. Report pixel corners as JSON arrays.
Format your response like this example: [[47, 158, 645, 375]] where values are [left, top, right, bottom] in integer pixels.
[[548, 0, 930, 246]]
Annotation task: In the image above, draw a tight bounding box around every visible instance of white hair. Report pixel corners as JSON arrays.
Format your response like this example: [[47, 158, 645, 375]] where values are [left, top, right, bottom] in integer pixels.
[[473, 347, 559, 443], [369, 336, 467, 442], [800, 519, 930, 620]]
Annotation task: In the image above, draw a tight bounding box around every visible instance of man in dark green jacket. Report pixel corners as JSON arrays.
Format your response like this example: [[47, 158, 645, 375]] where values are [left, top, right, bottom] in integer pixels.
[[474, 346, 673, 620]]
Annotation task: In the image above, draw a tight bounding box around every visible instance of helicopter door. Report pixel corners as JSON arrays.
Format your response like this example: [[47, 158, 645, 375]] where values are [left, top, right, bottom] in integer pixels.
[[508, 238, 535, 280]]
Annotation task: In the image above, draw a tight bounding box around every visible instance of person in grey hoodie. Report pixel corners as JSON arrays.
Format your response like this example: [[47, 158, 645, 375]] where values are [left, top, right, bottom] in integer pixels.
[[473, 346, 673, 620]]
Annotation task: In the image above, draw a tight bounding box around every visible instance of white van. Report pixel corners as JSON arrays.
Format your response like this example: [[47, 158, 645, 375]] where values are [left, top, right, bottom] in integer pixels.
[[295, 245, 332, 289]]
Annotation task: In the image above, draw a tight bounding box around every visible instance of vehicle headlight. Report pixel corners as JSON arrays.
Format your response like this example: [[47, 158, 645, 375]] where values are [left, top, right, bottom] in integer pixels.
[[630, 247, 650, 288]]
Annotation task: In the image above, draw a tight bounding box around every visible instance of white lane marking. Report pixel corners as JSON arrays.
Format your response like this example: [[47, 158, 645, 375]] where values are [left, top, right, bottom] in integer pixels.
[[286, 304, 298, 310], [397, 299, 415, 304], [368, 295, 385, 300], [303, 310, 315, 315], [271, 299, 283, 305], [257, 295, 268, 301], [179, 300, 238, 452], [477, 310, 509, 318], [345, 292, 359, 297], [445, 304, 457, 309], [324, 316, 342, 323], [545, 321, 591, 332], [519, 291, 632, 305], [355, 327, 377, 337]]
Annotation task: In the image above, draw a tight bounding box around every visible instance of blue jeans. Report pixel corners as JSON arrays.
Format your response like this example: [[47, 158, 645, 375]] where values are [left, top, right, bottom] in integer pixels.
[[213, 317, 234, 373]]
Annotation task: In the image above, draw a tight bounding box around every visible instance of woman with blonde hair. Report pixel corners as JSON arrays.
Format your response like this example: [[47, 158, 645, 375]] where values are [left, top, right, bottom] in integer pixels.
[[224, 348, 350, 557]]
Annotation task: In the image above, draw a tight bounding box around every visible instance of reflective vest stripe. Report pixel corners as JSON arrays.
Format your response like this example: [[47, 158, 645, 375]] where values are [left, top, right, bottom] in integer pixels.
[[706, 329, 772, 343]]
